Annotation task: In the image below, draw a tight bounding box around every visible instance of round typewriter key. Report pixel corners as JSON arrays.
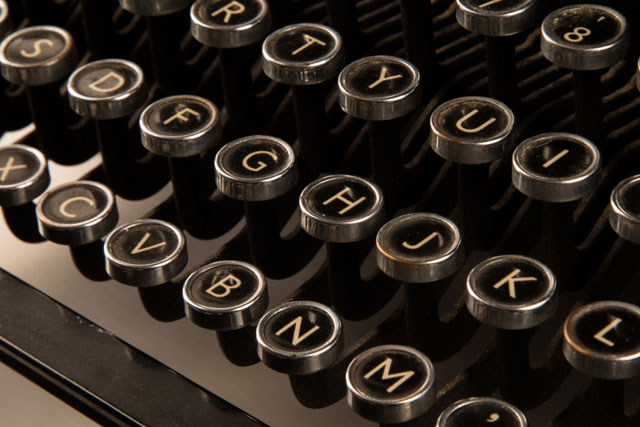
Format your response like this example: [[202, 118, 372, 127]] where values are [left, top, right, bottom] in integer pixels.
[[36, 181, 118, 245], [346, 345, 436, 423], [609, 175, 640, 245], [300, 174, 384, 243], [455, 0, 538, 105], [467, 255, 557, 330], [376, 213, 464, 355], [0, 145, 49, 207], [467, 255, 557, 406], [429, 96, 516, 164], [191, 0, 270, 49], [257, 301, 343, 375], [262, 23, 344, 85], [541, 5, 629, 143], [67, 58, 146, 120], [215, 135, 297, 201], [430, 96, 516, 250], [0, 25, 77, 86], [104, 219, 187, 287], [436, 396, 528, 427], [183, 260, 268, 330], [563, 301, 640, 380], [119, 0, 193, 16], [512, 133, 601, 203], [338, 55, 422, 121], [140, 95, 221, 158], [541, 5, 629, 71], [456, 0, 539, 37], [376, 213, 464, 284], [261, 23, 344, 172]]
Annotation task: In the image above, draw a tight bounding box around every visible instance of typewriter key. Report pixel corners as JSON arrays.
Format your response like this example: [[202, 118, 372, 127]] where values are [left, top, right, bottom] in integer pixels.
[[67, 58, 146, 120], [512, 133, 601, 288], [541, 5, 630, 142], [376, 213, 464, 355], [456, 0, 538, 37], [436, 396, 528, 427], [215, 135, 297, 202], [563, 301, 640, 380], [0, 145, 49, 208], [467, 255, 557, 406], [0, 25, 76, 86], [430, 96, 516, 250], [553, 300, 639, 427], [557, 301, 640, 425], [376, 213, 464, 284], [430, 96, 516, 165], [184, 259, 269, 365], [456, 0, 539, 106], [0, 25, 97, 164], [214, 135, 319, 278], [263, 23, 343, 86], [140, 94, 220, 158], [36, 180, 118, 246], [184, 260, 268, 330], [191, 0, 270, 49], [338, 55, 421, 122], [339, 55, 422, 211], [553, 301, 640, 426], [346, 345, 436, 423], [67, 58, 166, 198], [257, 300, 343, 375], [191, 0, 271, 132], [262, 23, 344, 172], [512, 132, 601, 204], [141, 95, 241, 238], [300, 174, 384, 243], [0, 145, 49, 242], [609, 175, 640, 245], [104, 219, 187, 287], [300, 174, 393, 319], [467, 255, 557, 330], [541, 5, 629, 72]]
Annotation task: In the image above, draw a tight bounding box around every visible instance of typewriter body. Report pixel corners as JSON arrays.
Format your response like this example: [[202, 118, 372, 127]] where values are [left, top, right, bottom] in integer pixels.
[[0, 0, 639, 426]]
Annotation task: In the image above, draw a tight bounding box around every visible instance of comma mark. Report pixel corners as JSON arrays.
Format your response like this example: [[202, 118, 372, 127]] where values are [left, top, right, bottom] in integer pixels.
[[487, 412, 500, 423]]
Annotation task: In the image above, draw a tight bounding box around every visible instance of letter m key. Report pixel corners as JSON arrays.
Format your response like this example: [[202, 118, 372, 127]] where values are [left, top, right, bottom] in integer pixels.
[[364, 357, 414, 393]]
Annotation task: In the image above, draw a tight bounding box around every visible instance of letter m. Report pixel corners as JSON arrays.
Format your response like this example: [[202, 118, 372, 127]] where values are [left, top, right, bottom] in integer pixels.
[[364, 357, 414, 393]]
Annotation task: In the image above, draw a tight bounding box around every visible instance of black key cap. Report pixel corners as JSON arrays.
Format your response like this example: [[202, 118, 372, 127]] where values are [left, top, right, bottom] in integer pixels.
[[541, 4, 630, 143], [338, 55, 422, 213], [430, 96, 516, 250], [257, 300, 343, 375], [512, 132, 602, 289], [436, 396, 528, 427], [456, 0, 540, 107], [346, 344, 436, 424], [104, 218, 187, 287]]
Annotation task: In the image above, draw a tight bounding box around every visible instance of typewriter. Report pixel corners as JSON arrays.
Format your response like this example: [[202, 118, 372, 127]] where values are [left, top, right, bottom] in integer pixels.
[[0, 0, 639, 425]]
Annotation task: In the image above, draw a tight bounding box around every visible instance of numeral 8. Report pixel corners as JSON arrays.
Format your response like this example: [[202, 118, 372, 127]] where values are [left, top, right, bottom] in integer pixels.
[[564, 27, 591, 43]]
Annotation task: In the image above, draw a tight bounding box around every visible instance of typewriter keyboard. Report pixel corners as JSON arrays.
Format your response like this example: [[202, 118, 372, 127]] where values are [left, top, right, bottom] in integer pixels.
[[0, 0, 639, 426]]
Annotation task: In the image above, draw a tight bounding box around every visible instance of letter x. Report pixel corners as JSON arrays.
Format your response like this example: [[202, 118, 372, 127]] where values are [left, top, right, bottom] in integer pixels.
[[0, 156, 27, 182]]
